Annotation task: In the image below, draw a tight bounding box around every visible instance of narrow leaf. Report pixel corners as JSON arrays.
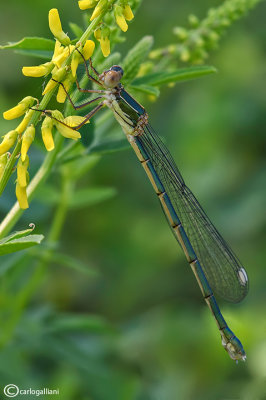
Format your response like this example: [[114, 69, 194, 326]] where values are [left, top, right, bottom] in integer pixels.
[[0, 37, 54, 59], [69, 22, 84, 38], [48, 314, 112, 333], [68, 187, 117, 209], [132, 66, 217, 87], [89, 138, 130, 155], [128, 84, 160, 97], [48, 252, 99, 277], [122, 36, 154, 84]]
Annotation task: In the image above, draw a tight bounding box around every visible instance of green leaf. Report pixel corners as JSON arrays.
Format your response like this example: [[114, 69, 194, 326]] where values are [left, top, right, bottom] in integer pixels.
[[132, 66, 217, 87], [48, 314, 112, 333], [0, 235, 44, 256], [47, 252, 99, 277], [89, 138, 130, 155], [35, 184, 61, 206], [128, 84, 160, 97], [122, 36, 154, 84], [0, 37, 54, 59], [69, 22, 84, 39], [0, 224, 35, 245], [68, 187, 117, 209]]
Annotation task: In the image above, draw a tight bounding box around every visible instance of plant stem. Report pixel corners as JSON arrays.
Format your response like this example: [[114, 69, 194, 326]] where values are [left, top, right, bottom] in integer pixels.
[[0, 134, 64, 239], [0, 173, 73, 347]]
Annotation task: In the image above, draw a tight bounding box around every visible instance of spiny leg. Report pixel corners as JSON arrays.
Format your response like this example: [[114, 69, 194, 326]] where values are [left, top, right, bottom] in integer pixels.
[[72, 102, 105, 130], [76, 49, 102, 86], [52, 79, 104, 110], [89, 58, 100, 77]]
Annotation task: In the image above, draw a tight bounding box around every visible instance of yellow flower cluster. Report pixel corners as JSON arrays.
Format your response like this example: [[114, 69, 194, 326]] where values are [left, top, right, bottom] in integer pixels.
[[22, 8, 95, 102], [78, 1, 134, 57]]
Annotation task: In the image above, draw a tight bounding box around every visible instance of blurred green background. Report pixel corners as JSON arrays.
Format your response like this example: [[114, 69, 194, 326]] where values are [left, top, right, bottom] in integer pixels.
[[1, 0, 266, 399]]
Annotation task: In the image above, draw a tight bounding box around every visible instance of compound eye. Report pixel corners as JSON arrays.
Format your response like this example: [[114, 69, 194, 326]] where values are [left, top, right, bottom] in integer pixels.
[[110, 65, 124, 76]]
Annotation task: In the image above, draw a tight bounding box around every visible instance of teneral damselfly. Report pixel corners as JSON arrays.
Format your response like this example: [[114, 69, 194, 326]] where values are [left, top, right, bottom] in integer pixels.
[[48, 58, 249, 361]]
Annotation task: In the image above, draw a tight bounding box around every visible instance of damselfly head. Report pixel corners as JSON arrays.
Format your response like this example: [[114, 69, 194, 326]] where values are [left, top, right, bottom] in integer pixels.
[[100, 65, 124, 89]]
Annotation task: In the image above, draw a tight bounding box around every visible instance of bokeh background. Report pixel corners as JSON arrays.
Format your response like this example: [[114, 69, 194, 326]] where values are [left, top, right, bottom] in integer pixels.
[[1, 0, 266, 399]]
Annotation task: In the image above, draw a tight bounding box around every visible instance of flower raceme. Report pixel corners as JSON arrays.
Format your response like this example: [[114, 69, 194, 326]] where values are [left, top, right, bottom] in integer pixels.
[[1, 2, 134, 210]]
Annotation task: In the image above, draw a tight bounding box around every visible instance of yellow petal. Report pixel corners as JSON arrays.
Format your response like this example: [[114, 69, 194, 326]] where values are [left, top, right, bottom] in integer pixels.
[[41, 117, 55, 151], [42, 79, 57, 95], [17, 155, 29, 187], [51, 110, 64, 122], [3, 104, 25, 120], [78, 0, 97, 10], [71, 51, 81, 77], [16, 109, 34, 134], [64, 116, 90, 127], [3, 96, 36, 120], [83, 40, 95, 60], [22, 62, 53, 77], [48, 8, 70, 45], [55, 122, 81, 140], [123, 5, 134, 21], [21, 125, 35, 162], [16, 182, 29, 209], [0, 130, 18, 155], [100, 36, 110, 57], [52, 40, 64, 60], [42, 67, 66, 95]]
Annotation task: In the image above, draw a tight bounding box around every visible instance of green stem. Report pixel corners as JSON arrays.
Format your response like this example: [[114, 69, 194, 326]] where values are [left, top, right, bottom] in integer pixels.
[[0, 134, 64, 239], [0, 173, 72, 348]]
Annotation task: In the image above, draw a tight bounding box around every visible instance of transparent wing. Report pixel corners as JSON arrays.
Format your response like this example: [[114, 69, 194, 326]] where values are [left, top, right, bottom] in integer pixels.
[[138, 123, 248, 303]]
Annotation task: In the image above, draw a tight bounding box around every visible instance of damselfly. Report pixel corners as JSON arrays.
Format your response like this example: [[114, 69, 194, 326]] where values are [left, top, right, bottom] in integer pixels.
[[46, 55, 249, 361]]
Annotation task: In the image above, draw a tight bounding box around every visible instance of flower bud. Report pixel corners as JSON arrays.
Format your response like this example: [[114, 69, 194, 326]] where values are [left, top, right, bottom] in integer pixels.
[[49, 8, 70, 45], [41, 117, 55, 151], [90, 0, 107, 21], [94, 28, 101, 41], [17, 155, 29, 187], [0, 130, 18, 155], [78, 0, 98, 10], [123, 5, 134, 21], [21, 125, 35, 162], [99, 26, 110, 57], [3, 96, 36, 120], [115, 5, 128, 32], [16, 182, 29, 209], [0, 153, 9, 180]]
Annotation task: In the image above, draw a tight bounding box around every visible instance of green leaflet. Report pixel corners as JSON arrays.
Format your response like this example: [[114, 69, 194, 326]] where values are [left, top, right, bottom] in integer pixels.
[[128, 84, 160, 97], [0, 234, 44, 256], [132, 65, 217, 87], [0, 37, 55, 59], [88, 138, 130, 155]]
